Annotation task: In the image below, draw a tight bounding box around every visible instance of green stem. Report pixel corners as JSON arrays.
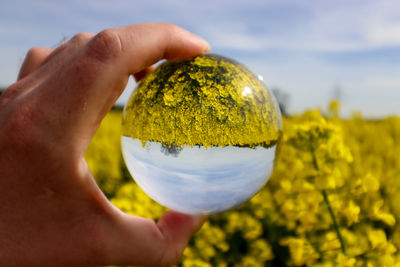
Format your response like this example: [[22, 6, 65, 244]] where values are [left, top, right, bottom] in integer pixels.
[[322, 189, 347, 255], [311, 147, 347, 255]]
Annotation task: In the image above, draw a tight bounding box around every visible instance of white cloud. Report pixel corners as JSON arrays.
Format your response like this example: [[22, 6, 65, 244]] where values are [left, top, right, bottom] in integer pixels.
[[194, 0, 400, 52], [4, 0, 400, 52]]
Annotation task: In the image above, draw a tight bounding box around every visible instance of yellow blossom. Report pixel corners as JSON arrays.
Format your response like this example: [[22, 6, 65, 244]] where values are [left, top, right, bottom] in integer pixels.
[[249, 239, 274, 261], [342, 200, 360, 226], [280, 237, 319, 266], [370, 200, 396, 226], [336, 253, 356, 267], [362, 173, 380, 192], [91, 102, 400, 267]]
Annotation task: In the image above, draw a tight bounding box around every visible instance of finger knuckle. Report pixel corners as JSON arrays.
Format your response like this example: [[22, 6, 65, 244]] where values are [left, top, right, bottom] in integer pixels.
[[3, 110, 34, 149], [25, 47, 45, 61], [160, 22, 179, 31], [3, 100, 47, 151], [84, 29, 123, 63], [70, 32, 94, 45], [161, 23, 183, 37], [0, 83, 22, 106]]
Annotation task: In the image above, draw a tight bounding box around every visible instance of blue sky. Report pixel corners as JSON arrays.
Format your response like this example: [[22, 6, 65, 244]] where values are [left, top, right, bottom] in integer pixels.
[[1, 0, 400, 117]]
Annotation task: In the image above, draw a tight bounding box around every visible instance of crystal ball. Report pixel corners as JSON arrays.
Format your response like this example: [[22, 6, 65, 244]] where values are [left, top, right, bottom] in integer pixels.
[[121, 54, 281, 214]]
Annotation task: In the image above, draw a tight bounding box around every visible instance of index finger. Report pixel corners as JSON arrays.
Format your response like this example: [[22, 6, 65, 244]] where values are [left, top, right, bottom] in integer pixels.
[[28, 23, 210, 151]]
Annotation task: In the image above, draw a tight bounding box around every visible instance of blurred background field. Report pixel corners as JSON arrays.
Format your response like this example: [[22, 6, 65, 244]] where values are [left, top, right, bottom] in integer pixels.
[[86, 103, 400, 267]]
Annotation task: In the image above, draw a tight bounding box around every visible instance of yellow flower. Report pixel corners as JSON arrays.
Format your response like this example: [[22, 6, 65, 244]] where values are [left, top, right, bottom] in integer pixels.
[[336, 253, 356, 267], [274, 189, 288, 205], [280, 237, 319, 266], [235, 256, 264, 267], [320, 232, 341, 257], [367, 228, 397, 254], [281, 198, 297, 219], [182, 258, 212, 267], [194, 238, 216, 260], [225, 212, 242, 233], [342, 200, 360, 226], [249, 239, 274, 261], [183, 247, 195, 257], [86, 110, 123, 196], [242, 214, 263, 240], [341, 229, 369, 256], [370, 200, 396, 226], [373, 254, 400, 267], [91, 105, 400, 267], [328, 100, 341, 117], [315, 167, 343, 190], [362, 173, 380, 192]]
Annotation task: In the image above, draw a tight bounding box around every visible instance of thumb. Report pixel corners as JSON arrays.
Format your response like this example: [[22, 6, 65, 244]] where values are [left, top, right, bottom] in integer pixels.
[[100, 210, 207, 266]]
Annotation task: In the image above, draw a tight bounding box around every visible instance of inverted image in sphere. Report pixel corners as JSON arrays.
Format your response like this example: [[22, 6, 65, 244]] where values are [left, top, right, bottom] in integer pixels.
[[121, 54, 281, 214]]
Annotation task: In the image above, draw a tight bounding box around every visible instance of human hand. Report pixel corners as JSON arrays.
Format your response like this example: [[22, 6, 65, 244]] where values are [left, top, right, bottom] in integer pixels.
[[0, 23, 210, 266]]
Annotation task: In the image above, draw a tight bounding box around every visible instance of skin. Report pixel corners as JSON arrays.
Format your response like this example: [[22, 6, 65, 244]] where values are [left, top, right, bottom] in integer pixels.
[[0, 23, 210, 266]]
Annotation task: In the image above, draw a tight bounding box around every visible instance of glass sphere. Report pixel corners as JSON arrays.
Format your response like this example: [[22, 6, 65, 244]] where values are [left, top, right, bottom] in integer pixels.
[[121, 54, 281, 214]]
